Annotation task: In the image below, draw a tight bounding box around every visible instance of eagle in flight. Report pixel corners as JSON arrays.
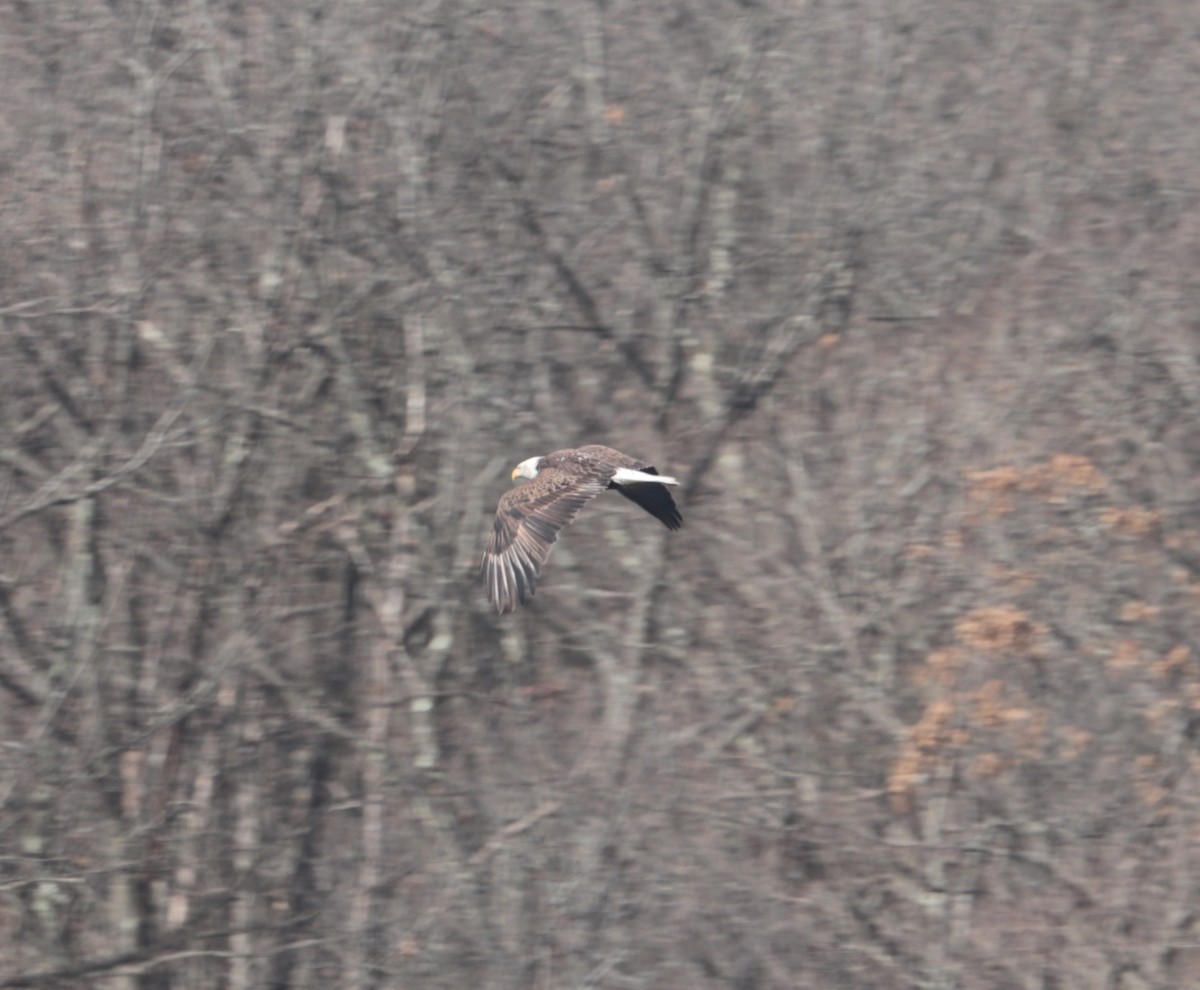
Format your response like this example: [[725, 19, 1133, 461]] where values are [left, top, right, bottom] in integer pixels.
[[481, 445, 682, 613]]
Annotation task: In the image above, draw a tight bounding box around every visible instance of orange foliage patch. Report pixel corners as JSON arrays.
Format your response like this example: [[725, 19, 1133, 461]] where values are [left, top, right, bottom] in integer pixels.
[[888, 698, 959, 811], [965, 465, 1023, 518], [973, 680, 1040, 750], [965, 454, 1107, 519], [1154, 645, 1191, 679], [604, 103, 626, 126], [1021, 454, 1107, 501], [1165, 530, 1200, 554], [910, 697, 956, 750], [1144, 698, 1181, 728], [973, 679, 1008, 728], [970, 752, 1005, 779], [1059, 726, 1092, 760], [983, 564, 1039, 594], [896, 605, 1067, 811], [1101, 505, 1161, 537], [1017, 710, 1048, 758], [1119, 601, 1161, 623], [1137, 782, 1169, 810], [1107, 639, 1142, 674], [911, 647, 964, 687], [768, 696, 797, 720], [955, 605, 1036, 652], [1133, 755, 1169, 809]]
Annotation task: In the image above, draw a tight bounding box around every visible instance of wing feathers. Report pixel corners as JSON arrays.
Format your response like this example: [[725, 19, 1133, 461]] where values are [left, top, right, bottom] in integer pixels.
[[481, 468, 610, 613]]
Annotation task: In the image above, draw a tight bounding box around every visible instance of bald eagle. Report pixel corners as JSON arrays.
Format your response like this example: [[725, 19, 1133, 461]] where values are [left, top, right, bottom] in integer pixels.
[[481, 445, 682, 613]]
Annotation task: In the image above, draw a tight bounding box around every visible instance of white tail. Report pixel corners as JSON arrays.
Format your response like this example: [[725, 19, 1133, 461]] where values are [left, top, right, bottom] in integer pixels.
[[613, 467, 678, 486]]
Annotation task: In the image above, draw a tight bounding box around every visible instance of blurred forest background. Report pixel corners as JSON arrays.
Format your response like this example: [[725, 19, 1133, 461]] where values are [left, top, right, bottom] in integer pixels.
[[3, 1, 1200, 988]]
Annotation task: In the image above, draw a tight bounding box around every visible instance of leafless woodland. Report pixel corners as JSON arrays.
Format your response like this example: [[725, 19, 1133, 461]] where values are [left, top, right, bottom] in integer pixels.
[[3, 1, 1200, 988]]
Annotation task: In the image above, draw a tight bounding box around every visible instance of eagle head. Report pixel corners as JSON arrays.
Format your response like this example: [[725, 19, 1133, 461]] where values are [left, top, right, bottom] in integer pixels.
[[512, 456, 542, 480]]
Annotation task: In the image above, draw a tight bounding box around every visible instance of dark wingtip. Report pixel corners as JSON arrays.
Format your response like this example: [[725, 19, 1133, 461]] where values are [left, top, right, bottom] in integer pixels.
[[612, 481, 683, 531]]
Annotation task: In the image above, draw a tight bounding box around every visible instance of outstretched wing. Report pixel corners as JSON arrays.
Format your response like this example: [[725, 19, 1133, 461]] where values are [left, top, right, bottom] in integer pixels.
[[608, 465, 682, 530], [576, 445, 682, 531], [480, 466, 611, 613]]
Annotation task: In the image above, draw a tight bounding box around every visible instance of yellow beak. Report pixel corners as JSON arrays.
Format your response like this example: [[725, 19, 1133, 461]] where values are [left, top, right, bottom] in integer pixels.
[[511, 466, 522, 480]]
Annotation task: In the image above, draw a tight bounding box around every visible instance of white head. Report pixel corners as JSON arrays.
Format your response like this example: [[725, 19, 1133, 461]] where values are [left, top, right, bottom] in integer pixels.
[[512, 456, 543, 480]]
